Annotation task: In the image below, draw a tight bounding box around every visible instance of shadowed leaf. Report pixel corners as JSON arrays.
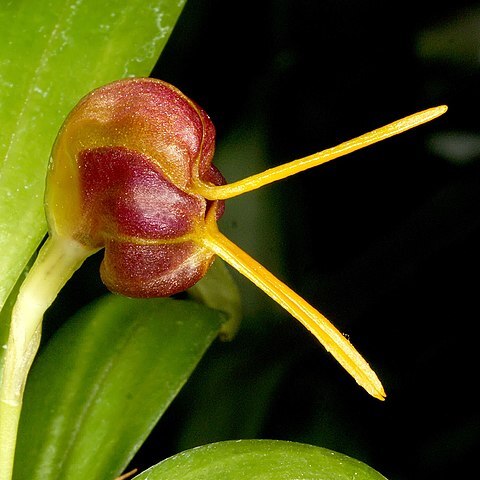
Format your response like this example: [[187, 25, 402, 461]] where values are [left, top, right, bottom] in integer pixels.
[[14, 295, 224, 480]]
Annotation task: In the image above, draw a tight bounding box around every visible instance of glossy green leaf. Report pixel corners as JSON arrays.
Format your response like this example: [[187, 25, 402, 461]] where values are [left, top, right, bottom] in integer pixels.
[[14, 295, 225, 480], [0, 0, 186, 312], [133, 440, 389, 479]]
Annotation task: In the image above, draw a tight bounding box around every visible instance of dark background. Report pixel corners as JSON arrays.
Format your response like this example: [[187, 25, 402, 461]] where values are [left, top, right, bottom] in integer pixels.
[[66, 1, 480, 479]]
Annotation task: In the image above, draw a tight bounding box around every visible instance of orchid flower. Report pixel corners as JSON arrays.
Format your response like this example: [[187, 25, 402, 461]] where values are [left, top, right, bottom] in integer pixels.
[[0, 77, 447, 479]]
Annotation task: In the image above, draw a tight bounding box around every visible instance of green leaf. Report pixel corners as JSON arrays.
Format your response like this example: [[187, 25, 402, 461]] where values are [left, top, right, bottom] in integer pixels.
[[133, 440, 389, 480], [14, 295, 225, 480], [0, 0, 186, 311]]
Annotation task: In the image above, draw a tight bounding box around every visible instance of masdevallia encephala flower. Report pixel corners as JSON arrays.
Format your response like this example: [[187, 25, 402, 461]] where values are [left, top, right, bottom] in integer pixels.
[[1, 80, 447, 473]]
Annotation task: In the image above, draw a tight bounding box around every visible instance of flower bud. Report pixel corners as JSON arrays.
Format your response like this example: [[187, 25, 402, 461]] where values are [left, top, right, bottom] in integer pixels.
[[46, 78, 225, 297]]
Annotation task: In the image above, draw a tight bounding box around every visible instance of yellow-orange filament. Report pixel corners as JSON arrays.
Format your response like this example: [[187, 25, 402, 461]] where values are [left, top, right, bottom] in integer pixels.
[[197, 105, 447, 200], [192, 104, 449, 399], [201, 217, 386, 400]]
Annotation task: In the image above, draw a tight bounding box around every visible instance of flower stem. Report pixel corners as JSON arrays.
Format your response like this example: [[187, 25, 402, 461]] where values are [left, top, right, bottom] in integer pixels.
[[0, 235, 91, 480]]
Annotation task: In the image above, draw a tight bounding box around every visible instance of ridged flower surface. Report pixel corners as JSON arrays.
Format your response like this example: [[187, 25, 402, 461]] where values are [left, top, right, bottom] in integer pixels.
[[46, 79, 225, 297]]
